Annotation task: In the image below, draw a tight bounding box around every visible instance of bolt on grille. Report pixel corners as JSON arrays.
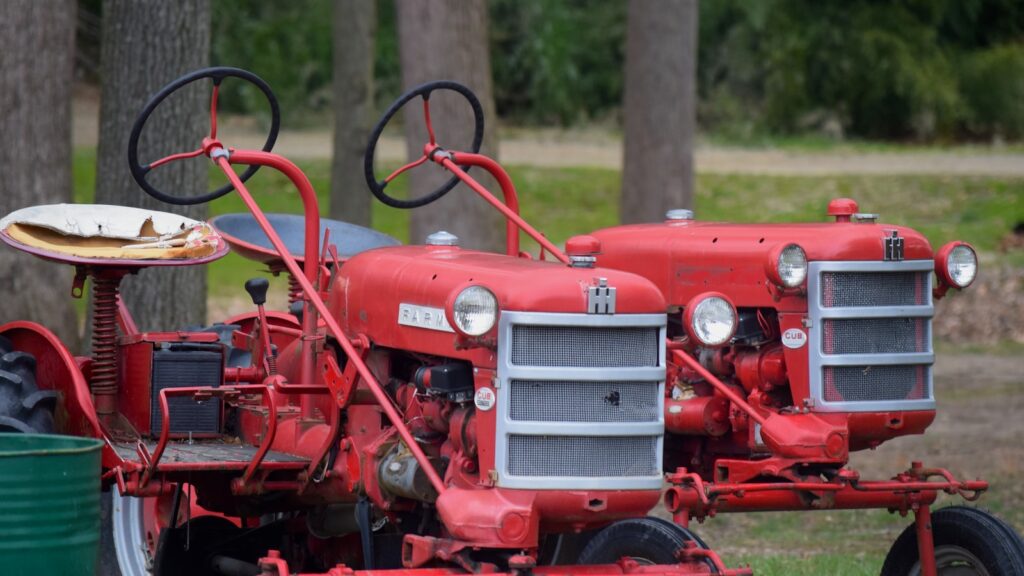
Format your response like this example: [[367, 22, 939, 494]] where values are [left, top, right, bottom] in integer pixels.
[[511, 325, 660, 368], [809, 261, 935, 412], [821, 271, 929, 308], [509, 380, 660, 423], [507, 435, 660, 478], [823, 318, 930, 355], [823, 365, 930, 402]]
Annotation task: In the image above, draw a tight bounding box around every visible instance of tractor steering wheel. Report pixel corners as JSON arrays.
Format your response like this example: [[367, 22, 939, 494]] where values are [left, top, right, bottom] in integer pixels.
[[363, 80, 484, 209], [128, 67, 280, 206]]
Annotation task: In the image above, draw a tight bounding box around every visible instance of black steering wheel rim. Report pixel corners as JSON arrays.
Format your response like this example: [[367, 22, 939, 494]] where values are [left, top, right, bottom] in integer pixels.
[[128, 66, 280, 206], [363, 80, 484, 209]]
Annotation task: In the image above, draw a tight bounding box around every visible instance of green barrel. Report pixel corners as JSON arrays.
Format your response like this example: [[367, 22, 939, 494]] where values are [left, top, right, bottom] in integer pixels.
[[0, 434, 104, 576]]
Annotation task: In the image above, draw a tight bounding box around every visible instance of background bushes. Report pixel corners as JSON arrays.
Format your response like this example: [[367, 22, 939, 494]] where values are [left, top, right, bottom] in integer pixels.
[[102, 0, 1024, 141]]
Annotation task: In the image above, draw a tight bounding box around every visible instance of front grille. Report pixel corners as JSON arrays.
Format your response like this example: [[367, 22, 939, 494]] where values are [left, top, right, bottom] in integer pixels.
[[509, 380, 660, 423], [511, 325, 660, 368], [497, 312, 665, 489], [824, 365, 930, 402], [507, 435, 660, 478], [809, 262, 935, 411], [823, 318, 929, 355], [821, 271, 929, 308]]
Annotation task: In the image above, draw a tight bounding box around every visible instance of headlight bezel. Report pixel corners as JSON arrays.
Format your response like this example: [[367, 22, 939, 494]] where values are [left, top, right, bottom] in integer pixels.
[[446, 284, 499, 337], [766, 243, 808, 289], [683, 292, 738, 348], [936, 241, 978, 289]]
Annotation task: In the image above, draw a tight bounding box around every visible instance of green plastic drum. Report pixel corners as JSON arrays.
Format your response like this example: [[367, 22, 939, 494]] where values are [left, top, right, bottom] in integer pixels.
[[0, 434, 103, 576]]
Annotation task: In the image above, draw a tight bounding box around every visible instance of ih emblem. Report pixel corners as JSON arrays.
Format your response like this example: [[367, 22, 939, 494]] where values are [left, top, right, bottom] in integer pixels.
[[884, 230, 904, 261], [588, 277, 616, 314]]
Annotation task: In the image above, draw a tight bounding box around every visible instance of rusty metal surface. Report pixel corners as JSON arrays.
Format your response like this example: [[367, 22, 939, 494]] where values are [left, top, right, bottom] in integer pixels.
[[111, 440, 307, 465]]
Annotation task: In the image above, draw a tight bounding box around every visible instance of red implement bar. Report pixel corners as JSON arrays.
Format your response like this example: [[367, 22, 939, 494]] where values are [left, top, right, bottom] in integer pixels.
[[213, 149, 447, 496], [432, 149, 569, 264]]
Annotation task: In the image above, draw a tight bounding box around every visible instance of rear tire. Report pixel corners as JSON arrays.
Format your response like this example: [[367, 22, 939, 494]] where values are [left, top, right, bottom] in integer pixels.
[[881, 506, 1024, 576], [577, 517, 713, 570], [0, 335, 57, 433]]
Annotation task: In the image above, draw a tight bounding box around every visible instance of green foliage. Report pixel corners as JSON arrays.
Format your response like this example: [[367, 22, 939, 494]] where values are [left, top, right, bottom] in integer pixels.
[[959, 43, 1024, 139], [200, 0, 1024, 140], [210, 0, 333, 124], [489, 0, 626, 124]]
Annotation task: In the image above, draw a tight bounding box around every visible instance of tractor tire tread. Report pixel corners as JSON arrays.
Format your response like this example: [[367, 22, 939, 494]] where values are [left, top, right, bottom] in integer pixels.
[[881, 506, 1024, 576], [577, 517, 711, 570]]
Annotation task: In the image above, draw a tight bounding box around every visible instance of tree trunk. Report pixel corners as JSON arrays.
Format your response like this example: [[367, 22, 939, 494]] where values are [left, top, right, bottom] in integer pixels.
[[95, 0, 211, 331], [621, 0, 699, 224], [396, 0, 503, 252], [330, 0, 377, 226], [0, 0, 81, 349]]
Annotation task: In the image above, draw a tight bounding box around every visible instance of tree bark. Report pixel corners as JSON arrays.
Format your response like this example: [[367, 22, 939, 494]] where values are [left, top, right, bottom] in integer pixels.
[[396, 0, 503, 252], [0, 0, 81, 348], [621, 0, 699, 224], [331, 0, 377, 226], [95, 0, 211, 331]]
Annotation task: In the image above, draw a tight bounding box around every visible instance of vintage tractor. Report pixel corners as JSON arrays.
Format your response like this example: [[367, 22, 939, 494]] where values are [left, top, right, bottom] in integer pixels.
[[365, 83, 1024, 576], [0, 67, 745, 576]]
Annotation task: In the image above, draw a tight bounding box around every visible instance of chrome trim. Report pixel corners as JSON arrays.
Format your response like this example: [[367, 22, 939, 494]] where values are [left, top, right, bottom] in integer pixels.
[[807, 260, 935, 413], [494, 311, 666, 490]]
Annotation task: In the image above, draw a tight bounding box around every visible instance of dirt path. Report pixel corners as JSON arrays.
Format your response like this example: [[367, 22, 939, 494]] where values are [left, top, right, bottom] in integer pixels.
[[73, 92, 1024, 176]]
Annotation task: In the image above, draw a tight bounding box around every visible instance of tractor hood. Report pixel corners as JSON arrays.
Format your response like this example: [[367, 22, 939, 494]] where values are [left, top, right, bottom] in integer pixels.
[[590, 219, 933, 308], [328, 244, 666, 359]]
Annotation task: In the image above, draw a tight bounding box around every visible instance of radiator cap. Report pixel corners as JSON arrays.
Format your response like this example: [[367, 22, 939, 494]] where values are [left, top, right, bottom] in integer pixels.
[[565, 235, 600, 268], [426, 230, 459, 246], [827, 198, 859, 222]]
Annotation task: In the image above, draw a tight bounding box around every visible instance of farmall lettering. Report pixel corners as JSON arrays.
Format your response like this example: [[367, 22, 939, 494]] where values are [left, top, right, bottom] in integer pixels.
[[398, 303, 455, 333]]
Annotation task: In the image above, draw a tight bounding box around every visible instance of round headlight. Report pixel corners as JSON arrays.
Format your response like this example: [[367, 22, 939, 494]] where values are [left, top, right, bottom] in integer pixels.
[[946, 244, 978, 288], [451, 286, 498, 336], [777, 244, 808, 288], [685, 293, 737, 347]]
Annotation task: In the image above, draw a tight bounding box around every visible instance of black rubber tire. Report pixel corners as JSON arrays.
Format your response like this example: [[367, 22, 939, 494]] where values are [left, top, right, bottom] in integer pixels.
[[0, 334, 57, 433], [881, 506, 1024, 576], [577, 517, 714, 570]]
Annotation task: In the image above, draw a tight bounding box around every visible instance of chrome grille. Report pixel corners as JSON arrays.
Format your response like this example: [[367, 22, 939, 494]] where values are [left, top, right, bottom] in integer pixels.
[[824, 365, 931, 403], [509, 380, 660, 423], [823, 318, 930, 355], [821, 271, 930, 308], [496, 311, 666, 490], [808, 261, 935, 412], [511, 325, 660, 367], [507, 435, 660, 478]]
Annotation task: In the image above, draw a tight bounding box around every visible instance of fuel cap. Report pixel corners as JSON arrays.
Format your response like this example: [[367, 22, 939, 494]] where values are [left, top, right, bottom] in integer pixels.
[[426, 230, 459, 246], [665, 209, 694, 221]]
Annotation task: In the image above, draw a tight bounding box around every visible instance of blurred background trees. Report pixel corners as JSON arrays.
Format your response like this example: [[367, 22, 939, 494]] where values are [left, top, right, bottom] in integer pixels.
[[73, 0, 1024, 143]]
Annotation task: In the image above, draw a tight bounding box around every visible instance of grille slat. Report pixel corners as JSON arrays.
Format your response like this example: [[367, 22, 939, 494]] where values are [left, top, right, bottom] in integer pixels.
[[509, 380, 660, 423], [507, 435, 659, 477], [821, 271, 929, 308], [823, 318, 930, 355], [823, 365, 931, 402], [511, 325, 659, 368]]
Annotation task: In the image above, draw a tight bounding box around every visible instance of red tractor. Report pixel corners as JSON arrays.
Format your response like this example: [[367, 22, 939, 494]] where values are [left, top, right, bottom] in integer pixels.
[[0, 68, 739, 575], [353, 83, 1024, 576]]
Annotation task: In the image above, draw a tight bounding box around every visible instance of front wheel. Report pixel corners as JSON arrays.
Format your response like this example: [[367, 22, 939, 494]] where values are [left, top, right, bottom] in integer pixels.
[[577, 517, 713, 570], [881, 506, 1024, 576]]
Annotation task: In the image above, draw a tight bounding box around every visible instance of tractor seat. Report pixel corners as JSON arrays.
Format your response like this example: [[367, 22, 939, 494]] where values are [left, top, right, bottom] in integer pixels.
[[0, 204, 223, 264], [210, 213, 401, 265]]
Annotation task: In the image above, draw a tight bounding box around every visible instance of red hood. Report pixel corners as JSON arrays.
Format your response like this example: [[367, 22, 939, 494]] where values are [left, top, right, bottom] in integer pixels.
[[328, 245, 666, 362], [590, 220, 933, 308]]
